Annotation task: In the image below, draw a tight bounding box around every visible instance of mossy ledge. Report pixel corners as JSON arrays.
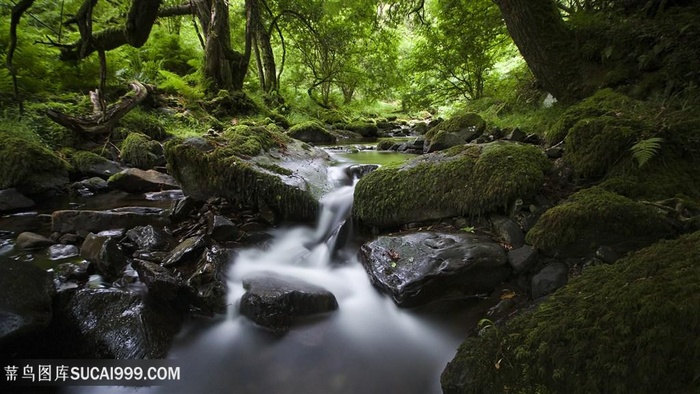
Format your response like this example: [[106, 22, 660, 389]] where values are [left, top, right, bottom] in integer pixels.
[[526, 187, 674, 258], [0, 136, 69, 195], [352, 142, 550, 229], [442, 231, 700, 394]]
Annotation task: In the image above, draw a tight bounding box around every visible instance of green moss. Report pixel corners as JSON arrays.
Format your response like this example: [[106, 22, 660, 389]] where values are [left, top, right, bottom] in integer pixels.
[[69, 151, 111, 174], [423, 111, 486, 151], [258, 163, 293, 176], [442, 231, 700, 394], [353, 142, 550, 229], [222, 125, 290, 157], [376, 139, 395, 150], [204, 90, 259, 118], [319, 110, 347, 125], [526, 187, 673, 257], [546, 89, 642, 145], [342, 121, 379, 138], [119, 109, 168, 141], [0, 136, 69, 194], [120, 133, 161, 169], [287, 121, 336, 144], [564, 116, 644, 178]]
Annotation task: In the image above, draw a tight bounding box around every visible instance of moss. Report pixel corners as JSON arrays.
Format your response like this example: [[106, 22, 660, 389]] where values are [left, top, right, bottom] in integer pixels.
[[341, 121, 379, 138], [287, 121, 336, 144], [0, 136, 69, 194], [319, 110, 348, 125], [119, 109, 167, 141], [120, 133, 161, 170], [376, 139, 395, 150], [353, 142, 550, 229], [204, 90, 259, 118], [222, 125, 290, 157], [526, 187, 674, 257], [268, 112, 290, 129], [546, 89, 642, 145], [69, 151, 110, 174], [564, 116, 644, 178], [423, 111, 486, 151], [258, 163, 293, 176], [442, 231, 700, 394]]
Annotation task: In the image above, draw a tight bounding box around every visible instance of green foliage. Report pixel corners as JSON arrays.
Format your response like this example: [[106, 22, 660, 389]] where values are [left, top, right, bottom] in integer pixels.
[[120, 133, 161, 170], [119, 109, 168, 140], [442, 231, 700, 394], [158, 70, 205, 101], [630, 137, 664, 168]]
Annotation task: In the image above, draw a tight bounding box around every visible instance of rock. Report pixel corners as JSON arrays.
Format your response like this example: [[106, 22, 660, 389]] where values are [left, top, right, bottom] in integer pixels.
[[185, 246, 233, 314], [523, 134, 542, 145], [354, 142, 551, 229], [51, 288, 181, 358], [58, 233, 83, 245], [423, 112, 486, 152], [125, 225, 176, 252], [0, 260, 54, 355], [239, 272, 338, 333], [52, 207, 169, 234], [531, 262, 569, 299], [207, 215, 238, 242], [526, 187, 674, 258], [162, 236, 206, 267], [71, 177, 110, 194], [0, 212, 51, 234], [288, 121, 337, 144], [595, 245, 620, 264], [107, 168, 179, 193], [15, 232, 54, 250], [132, 260, 184, 301], [48, 244, 80, 260], [489, 215, 525, 248], [413, 122, 429, 135], [0, 188, 35, 212], [359, 232, 510, 307], [0, 137, 69, 195], [507, 245, 538, 273], [345, 164, 379, 181], [545, 146, 564, 158], [170, 196, 202, 222], [80, 234, 128, 280], [505, 127, 526, 142], [182, 137, 215, 153]]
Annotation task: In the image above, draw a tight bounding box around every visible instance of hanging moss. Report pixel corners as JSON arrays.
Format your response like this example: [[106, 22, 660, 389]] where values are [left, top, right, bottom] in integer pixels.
[[0, 136, 69, 194], [442, 231, 700, 394], [120, 133, 161, 170], [353, 142, 550, 229], [526, 187, 674, 257]]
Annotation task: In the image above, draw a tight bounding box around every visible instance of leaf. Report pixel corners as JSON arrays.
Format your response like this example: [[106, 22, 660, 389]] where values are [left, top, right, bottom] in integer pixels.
[[461, 226, 475, 233], [500, 289, 516, 300], [630, 137, 664, 168]]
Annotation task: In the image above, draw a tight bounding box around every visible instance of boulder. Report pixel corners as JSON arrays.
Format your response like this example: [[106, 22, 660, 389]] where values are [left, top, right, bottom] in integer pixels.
[[48, 244, 80, 260], [0, 188, 35, 212], [507, 245, 538, 273], [132, 259, 184, 301], [15, 232, 54, 250], [185, 246, 233, 314], [0, 260, 54, 355], [353, 142, 551, 229], [489, 215, 525, 248], [287, 121, 337, 144], [423, 112, 486, 152], [107, 168, 179, 193], [80, 234, 128, 280], [69, 151, 124, 178], [125, 225, 176, 252], [239, 272, 338, 333], [359, 232, 510, 307], [162, 236, 206, 267], [51, 288, 181, 358], [52, 207, 169, 234], [207, 215, 239, 242], [0, 137, 69, 195], [531, 262, 569, 299]]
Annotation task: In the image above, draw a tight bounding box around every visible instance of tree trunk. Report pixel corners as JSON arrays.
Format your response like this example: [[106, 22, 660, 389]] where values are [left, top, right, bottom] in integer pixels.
[[250, 0, 278, 96], [493, 0, 591, 102]]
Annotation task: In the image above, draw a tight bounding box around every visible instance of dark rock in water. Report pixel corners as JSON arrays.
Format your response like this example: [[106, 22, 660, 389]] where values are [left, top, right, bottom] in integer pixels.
[[0, 260, 54, 355], [58, 233, 83, 246], [55, 261, 92, 283], [345, 164, 379, 181], [0, 188, 35, 212], [48, 244, 80, 260], [108, 168, 180, 194], [52, 207, 169, 234], [359, 232, 510, 307], [70, 177, 110, 195], [531, 262, 569, 299], [80, 234, 128, 280], [185, 246, 233, 314], [239, 272, 338, 333], [51, 288, 181, 358], [132, 260, 184, 301], [15, 232, 54, 250], [170, 196, 202, 222], [207, 215, 239, 242], [489, 215, 525, 248], [126, 225, 176, 252], [81, 159, 124, 179], [162, 236, 206, 267], [507, 245, 538, 273]]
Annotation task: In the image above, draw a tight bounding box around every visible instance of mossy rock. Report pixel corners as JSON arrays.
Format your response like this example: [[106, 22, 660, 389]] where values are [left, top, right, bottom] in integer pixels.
[[353, 142, 551, 229], [204, 90, 259, 118], [564, 116, 645, 179], [287, 121, 336, 144], [119, 109, 167, 141], [526, 187, 674, 258], [442, 231, 700, 394], [120, 133, 162, 170], [546, 88, 642, 145], [0, 136, 69, 195], [424, 111, 486, 152], [341, 121, 379, 138], [376, 139, 395, 150], [69, 151, 109, 173], [223, 125, 292, 157], [319, 110, 347, 125]]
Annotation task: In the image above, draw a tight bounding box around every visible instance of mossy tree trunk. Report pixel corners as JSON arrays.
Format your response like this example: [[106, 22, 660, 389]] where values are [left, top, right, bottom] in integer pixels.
[[251, 0, 278, 98], [493, 0, 592, 102]]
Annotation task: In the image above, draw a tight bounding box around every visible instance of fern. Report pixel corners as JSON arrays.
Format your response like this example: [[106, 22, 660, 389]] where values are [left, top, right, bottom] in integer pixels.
[[158, 70, 205, 100], [630, 137, 663, 168]]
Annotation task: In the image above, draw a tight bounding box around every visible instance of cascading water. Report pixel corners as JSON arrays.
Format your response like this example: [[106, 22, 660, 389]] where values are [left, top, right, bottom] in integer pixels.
[[72, 157, 476, 394]]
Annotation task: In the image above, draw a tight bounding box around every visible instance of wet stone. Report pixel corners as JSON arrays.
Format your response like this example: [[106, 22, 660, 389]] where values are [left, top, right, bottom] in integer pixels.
[[531, 262, 569, 299], [48, 244, 80, 260], [15, 232, 54, 250]]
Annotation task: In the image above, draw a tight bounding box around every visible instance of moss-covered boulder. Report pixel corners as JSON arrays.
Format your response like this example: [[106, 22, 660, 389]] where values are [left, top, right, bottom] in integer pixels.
[[69, 151, 124, 179], [165, 127, 332, 222], [0, 137, 69, 195], [287, 121, 337, 144], [342, 121, 379, 138], [120, 133, 163, 170], [423, 111, 486, 152], [526, 187, 674, 258], [119, 109, 167, 140], [203, 90, 259, 118], [353, 142, 550, 229], [441, 231, 700, 394]]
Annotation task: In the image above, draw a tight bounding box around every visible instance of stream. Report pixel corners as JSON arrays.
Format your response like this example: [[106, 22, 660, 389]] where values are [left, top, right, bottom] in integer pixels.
[[56, 148, 481, 394]]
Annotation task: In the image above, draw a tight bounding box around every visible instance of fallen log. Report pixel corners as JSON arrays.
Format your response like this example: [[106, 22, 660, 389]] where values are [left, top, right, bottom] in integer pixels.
[[46, 81, 150, 134]]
